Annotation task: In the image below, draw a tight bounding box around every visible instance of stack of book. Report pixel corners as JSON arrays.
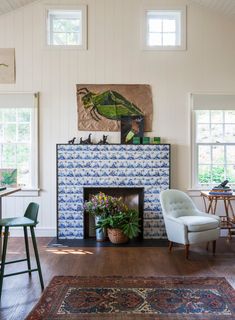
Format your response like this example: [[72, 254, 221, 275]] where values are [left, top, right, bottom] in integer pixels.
[[209, 186, 233, 195]]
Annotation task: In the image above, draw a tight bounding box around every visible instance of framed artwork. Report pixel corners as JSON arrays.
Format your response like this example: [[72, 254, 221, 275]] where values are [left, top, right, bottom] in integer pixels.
[[0, 48, 15, 83], [77, 84, 153, 131], [0, 169, 17, 187], [121, 116, 144, 144]]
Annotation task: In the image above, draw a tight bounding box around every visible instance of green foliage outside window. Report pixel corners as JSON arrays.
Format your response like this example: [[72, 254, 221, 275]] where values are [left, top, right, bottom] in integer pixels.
[[199, 166, 235, 184], [51, 14, 81, 45], [0, 108, 31, 186], [53, 19, 79, 32], [199, 167, 224, 184]]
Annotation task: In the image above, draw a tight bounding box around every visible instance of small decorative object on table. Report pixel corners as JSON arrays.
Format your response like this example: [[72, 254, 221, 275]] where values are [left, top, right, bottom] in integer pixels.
[[80, 133, 93, 144], [209, 180, 233, 195], [218, 180, 229, 188], [68, 137, 76, 144]]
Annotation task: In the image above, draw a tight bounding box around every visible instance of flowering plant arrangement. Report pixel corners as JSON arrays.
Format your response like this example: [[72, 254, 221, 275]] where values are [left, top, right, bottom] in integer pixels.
[[84, 192, 128, 217]]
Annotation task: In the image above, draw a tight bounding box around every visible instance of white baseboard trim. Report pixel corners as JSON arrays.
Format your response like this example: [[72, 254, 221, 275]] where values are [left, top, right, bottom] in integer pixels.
[[6, 228, 230, 238], [8, 228, 56, 237]]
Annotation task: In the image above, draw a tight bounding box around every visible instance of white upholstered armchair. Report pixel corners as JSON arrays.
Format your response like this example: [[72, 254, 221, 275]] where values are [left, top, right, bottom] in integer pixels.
[[160, 189, 220, 259]]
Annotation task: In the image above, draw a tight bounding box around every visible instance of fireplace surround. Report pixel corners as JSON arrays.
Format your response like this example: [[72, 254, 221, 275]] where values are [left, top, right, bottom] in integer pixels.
[[57, 144, 170, 240]]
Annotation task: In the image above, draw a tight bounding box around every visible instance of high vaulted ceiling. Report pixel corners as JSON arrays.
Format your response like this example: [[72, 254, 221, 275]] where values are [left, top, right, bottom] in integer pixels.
[[191, 0, 235, 17], [0, 0, 235, 16], [0, 0, 36, 15]]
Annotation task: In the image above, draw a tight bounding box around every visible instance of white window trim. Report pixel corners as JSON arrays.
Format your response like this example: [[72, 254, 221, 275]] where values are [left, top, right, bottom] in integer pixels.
[[190, 92, 235, 190], [45, 5, 87, 50], [0, 92, 39, 196], [32, 92, 39, 191], [142, 5, 186, 51]]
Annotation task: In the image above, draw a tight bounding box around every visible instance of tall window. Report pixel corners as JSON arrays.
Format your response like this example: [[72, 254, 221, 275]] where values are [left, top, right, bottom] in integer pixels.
[[191, 94, 235, 188], [0, 93, 39, 189], [47, 6, 87, 48], [143, 6, 186, 50]]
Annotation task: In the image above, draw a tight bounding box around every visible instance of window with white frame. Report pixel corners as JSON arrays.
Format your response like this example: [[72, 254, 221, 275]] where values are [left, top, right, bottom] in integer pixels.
[[191, 94, 235, 189], [144, 6, 186, 50], [47, 6, 87, 48], [0, 93, 39, 190]]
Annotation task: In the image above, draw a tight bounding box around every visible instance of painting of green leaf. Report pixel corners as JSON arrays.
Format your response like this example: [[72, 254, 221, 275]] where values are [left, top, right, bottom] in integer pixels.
[[0, 48, 15, 83], [0, 169, 17, 187], [77, 84, 153, 131]]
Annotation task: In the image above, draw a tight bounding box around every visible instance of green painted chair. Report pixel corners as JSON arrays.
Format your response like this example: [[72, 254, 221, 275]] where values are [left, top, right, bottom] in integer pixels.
[[0, 202, 44, 298]]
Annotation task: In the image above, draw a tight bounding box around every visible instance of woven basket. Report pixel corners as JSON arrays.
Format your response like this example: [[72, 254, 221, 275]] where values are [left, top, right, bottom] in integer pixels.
[[107, 228, 129, 244]]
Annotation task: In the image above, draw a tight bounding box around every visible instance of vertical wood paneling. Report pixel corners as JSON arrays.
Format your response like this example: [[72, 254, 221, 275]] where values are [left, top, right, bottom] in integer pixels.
[[0, 0, 235, 235], [22, 6, 33, 90]]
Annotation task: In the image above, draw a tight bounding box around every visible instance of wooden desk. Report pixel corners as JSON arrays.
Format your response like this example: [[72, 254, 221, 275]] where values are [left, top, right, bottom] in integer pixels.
[[201, 191, 235, 239]]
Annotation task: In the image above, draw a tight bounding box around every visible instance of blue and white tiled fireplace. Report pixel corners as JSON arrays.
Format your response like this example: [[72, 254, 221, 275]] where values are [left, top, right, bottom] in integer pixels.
[[57, 144, 170, 239]]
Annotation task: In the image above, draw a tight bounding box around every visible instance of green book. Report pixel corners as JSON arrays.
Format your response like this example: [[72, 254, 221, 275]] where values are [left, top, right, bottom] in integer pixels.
[[0, 186, 6, 191]]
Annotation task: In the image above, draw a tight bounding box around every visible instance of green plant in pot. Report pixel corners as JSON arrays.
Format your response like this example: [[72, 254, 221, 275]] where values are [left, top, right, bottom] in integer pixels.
[[84, 192, 128, 241], [96, 209, 141, 244]]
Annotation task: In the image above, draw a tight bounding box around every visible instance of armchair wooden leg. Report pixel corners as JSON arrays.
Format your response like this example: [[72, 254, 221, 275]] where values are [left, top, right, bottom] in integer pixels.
[[168, 241, 173, 253], [185, 244, 190, 259], [212, 240, 216, 256]]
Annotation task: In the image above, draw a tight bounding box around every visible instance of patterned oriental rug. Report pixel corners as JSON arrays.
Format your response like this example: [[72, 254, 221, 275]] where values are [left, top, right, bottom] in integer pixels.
[[26, 276, 235, 320]]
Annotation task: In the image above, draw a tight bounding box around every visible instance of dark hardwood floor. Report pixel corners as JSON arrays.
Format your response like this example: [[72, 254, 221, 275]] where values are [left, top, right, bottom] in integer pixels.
[[0, 237, 234, 320]]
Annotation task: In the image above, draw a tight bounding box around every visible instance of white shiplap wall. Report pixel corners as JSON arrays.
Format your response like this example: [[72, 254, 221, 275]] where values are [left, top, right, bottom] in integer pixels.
[[0, 0, 235, 236]]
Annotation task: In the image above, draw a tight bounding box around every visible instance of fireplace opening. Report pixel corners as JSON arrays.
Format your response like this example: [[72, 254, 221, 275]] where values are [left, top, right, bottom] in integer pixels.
[[83, 187, 144, 240]]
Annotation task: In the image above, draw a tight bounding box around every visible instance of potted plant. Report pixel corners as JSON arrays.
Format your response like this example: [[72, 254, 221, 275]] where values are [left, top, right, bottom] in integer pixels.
[[96, 209, 141, 244], [84, 192, 127, 241]]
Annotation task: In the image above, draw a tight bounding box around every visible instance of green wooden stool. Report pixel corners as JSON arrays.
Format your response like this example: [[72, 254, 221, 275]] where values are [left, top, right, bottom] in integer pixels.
[[0, 202, 44, 298]]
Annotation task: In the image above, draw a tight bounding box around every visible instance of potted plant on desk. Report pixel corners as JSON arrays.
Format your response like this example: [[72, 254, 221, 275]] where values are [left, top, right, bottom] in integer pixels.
[[96, 209, 140, 244]]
